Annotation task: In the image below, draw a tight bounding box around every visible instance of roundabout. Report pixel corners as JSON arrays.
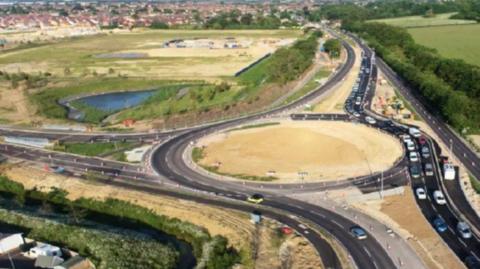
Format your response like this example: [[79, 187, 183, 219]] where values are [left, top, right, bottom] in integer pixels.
[[195, 120, 403, 183]]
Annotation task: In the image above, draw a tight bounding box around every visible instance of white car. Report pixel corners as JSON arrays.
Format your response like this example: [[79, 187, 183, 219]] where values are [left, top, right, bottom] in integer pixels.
[[365, 116, 376, 125], [402, 134, 412, 143], [433, 190, 447, 205], [353, 112, 361, 118], [416, 187, 427, 200], [405, 140, 415, 151], [409, 152, 419, 162]]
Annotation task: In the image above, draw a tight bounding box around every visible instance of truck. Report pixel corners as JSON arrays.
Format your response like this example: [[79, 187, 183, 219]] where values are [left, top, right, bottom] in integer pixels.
[[409, 127, 421, 138], [443, 163, 456, 180]]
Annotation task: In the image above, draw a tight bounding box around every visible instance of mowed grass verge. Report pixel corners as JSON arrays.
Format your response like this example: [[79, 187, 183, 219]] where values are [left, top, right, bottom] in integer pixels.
[[369, 12, 476, 28], [408, 24, 480, 66]]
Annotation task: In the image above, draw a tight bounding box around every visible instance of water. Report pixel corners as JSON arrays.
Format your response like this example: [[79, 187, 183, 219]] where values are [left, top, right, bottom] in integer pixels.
[[78, 90, 158, 112]]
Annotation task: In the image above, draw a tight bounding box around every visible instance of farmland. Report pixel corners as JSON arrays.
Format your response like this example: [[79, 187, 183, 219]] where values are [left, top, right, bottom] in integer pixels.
[[369, 12, 476, 28], [408, 24, 480, 66]]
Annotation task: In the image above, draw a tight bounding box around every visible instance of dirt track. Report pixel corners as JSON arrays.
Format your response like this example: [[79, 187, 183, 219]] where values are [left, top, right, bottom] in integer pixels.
[[198, 120, 403, 183]]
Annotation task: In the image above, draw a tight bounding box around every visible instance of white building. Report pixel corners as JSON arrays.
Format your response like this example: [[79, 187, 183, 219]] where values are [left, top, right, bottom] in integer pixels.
[[0, 233, 25, 254]]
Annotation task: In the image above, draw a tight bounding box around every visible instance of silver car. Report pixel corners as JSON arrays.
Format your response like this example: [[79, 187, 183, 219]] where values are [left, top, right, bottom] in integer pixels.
[[457, 221, 472, 239]]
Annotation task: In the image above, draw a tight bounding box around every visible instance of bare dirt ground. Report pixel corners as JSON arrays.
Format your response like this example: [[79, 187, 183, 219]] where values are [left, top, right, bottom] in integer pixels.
[[0, 84, 41, 124], [313, 45, 362, 113], [1, 163, 322, 268], [197, 120, 402, 182], [356, 189, 465, 269], [373, 71, 480, 215]]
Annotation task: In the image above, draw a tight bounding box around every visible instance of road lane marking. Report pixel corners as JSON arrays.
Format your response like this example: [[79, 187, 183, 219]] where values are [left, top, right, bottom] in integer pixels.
[[363, 246, 372, 258], [331, 220, 345, 229]]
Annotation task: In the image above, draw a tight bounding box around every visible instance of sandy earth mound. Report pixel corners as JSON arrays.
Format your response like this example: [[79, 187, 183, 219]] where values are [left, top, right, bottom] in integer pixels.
[[198, 120, 403, 183]]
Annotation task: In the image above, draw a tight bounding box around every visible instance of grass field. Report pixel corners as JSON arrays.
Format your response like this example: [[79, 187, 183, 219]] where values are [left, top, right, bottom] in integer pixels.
[[370, 12, 476, 28], [408, 24, 480, 66], [0, 29, 301, 80], [0, 29, 302, 126]]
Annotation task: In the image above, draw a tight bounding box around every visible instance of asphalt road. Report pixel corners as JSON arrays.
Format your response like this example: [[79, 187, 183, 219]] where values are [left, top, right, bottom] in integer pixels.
[[149, 40, 400, 269], [351, 36, 480, 266], [2, 31, 462, 269]]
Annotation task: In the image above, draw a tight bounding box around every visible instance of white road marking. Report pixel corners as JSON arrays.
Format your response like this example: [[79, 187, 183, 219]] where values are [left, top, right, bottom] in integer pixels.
[[363, 246, 372, 258], [331, 220, 345, 229]]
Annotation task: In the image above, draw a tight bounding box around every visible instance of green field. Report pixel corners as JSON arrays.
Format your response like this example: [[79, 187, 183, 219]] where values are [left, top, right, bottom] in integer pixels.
[[0, 29, 304, 126], [408, 24, 480, 66], [370, 12, 476, 28]]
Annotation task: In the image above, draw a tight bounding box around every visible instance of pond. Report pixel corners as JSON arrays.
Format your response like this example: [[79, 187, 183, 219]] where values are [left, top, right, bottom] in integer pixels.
[[77, 90, 158, 112], [62, 89, 160, 121]]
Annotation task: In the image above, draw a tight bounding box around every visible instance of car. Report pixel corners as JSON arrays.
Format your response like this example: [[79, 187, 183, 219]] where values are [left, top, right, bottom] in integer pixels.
[[418, 136, 427, 145], [409, 151, 419, 162], [433, 190, 447, 205], [355, 97, 361, 105], [410, 165, 421, 178], [465, 255, 480, 269], [247, 194, 264, 204], [424, 163, 434, 176], [350, 226, 368, 240], [405, 140, 415, 151], [353, 112, 361, 118], [433, 216, 448, 233], [365, 116, 376, 125], [421, 146, 430, 158], [416, 187, 427, 200], [409, 127, 421, 138], [457, 221, 473, 239], [402, 135, 413, 144]]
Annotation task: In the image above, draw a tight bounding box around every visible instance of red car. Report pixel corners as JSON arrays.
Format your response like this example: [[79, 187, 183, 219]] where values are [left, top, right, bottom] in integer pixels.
[[418, 136, 427, 145]]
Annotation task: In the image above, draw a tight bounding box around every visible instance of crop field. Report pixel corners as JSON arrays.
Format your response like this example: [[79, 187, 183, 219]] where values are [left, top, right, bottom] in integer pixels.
[[370, 13, 476, 28], [408, 24, 480, 66], [0, 29, 301, 80]]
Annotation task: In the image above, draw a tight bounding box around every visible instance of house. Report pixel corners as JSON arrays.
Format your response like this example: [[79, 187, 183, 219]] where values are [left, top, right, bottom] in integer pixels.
[[28, 243, 62, 258], [54, 255, 95, 269], [35, 255, 64, 268], [0, 233, 25, 254]]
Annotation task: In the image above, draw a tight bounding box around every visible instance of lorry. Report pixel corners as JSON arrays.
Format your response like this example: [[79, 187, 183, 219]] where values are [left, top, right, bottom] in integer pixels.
[[443, 162, 456, 180]]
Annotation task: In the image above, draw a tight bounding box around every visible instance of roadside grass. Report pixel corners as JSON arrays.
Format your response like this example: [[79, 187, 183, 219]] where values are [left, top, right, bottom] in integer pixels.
[[53, 141, 134, 157], [229, 122, 280, 132], [470, 174, 480, 194], [114, 83, 238, 122], [369, 12, 476, 28], [282, 68, 331, 105], [203, 165, 278, 182], [408, 24, 480, 67]]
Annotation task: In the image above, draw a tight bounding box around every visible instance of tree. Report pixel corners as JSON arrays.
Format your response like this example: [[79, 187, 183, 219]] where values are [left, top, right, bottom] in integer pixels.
[[149, 21, 169, 29], [323, 39, 341, 58]]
